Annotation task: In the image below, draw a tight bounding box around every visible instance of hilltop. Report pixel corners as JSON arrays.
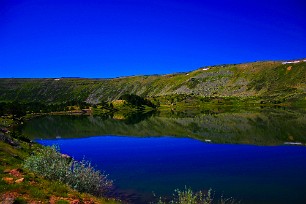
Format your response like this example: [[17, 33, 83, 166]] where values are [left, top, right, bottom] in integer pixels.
[[0, 59, 305, 106]]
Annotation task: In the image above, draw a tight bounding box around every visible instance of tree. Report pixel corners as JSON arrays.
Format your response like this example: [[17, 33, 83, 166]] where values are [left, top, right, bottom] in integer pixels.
[[10, 102, 26, 118]]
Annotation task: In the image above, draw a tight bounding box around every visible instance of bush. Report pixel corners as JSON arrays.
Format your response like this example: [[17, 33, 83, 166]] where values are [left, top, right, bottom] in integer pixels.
[[66, 159, 113, 195], [24, 146, 70, 182], [156, 187, 238, 204], [24, 146, 113, 196]]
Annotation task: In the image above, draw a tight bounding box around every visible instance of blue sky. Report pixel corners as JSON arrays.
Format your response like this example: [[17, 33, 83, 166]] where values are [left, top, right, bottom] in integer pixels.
[[1, 0, 305, 78]]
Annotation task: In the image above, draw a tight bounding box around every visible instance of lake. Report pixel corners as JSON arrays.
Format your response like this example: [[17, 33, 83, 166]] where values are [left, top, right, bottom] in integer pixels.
[[23, 108, 306, 203]]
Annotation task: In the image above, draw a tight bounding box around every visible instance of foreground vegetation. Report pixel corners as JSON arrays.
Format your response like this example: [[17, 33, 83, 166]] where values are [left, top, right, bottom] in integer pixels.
[[155, 187, 238, 204], [0, 112, 118, 203], [24, 145, 113, 196], [0, 140, 118, 203]]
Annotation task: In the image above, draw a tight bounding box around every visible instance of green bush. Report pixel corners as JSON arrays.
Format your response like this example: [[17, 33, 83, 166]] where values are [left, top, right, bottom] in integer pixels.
[[23, 146, 70, 182], [66, 159, 113, 195], [24, 146, 113, 196], [156, 187, 238, 204]]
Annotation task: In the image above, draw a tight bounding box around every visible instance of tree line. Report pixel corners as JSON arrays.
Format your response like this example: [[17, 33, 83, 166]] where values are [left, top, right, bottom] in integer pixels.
[[119, 94, 157, 108], [0, 100, 90, 118], [0, 94, 157, 118]]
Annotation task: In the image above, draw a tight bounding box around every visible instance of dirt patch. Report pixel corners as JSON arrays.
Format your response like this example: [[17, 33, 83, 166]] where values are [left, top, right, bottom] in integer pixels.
[[49, 195, 97, 204], [0, 192, 19, 204], [9, 169, 22, 177], [2, 177, 14, 184]]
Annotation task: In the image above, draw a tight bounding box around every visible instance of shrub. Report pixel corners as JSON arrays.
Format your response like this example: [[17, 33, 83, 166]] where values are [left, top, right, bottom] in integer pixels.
[[24, 146, 70, 182], [156, 187, 238, 204], [66, 159, 113, 195], [175, 187, 212, 204], [24, 145, 113, 196]]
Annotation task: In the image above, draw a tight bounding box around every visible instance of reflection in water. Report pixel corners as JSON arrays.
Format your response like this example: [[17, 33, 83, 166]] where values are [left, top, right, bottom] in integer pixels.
[[37, 136, 306, 204], [23, 108, 306, 145], [121, 110, 157, 124], [24, 108, 306, 203]]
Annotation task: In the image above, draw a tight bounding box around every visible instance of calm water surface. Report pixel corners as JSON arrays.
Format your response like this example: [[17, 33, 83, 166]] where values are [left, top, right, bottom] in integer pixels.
[[36, 136, 306, 204], [23, 108, 306, 203]]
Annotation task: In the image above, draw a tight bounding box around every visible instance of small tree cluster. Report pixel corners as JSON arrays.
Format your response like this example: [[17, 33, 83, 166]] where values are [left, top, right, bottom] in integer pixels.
[[119, 94, 156, 108]]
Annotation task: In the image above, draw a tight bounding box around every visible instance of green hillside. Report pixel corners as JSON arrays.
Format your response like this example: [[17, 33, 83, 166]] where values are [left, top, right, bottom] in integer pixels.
[[1, 60, 305, 106]]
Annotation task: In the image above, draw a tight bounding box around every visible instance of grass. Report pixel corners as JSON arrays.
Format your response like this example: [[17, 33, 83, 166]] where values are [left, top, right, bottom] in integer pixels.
[[0, 140, 119, 203], [155, 187, 238, 204], [1, 61, 305, 105]]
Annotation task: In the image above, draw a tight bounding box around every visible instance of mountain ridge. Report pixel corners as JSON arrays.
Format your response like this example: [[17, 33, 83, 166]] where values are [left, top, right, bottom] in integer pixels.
[[1, 59, 305, 106]]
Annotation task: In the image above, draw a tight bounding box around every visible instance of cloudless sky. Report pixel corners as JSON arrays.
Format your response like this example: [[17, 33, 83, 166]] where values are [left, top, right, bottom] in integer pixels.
[[1, 0, 305, 78]]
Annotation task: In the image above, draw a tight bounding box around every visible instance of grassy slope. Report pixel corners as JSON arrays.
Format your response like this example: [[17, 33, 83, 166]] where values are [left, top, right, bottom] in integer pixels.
[[0, 140, 119, 203], [0, 60, 305, 105]]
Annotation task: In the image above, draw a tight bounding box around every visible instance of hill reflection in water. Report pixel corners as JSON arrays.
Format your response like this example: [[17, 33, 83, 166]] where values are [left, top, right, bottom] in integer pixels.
[[23, 107, 306, 145]]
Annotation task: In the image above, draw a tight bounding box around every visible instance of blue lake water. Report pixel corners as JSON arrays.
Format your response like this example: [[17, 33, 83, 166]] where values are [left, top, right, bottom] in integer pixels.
[[37, 136, 306, 204]]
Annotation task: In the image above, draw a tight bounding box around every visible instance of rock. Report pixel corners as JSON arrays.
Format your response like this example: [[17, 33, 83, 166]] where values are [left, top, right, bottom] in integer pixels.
[[2, 177, 14, 184], [61, 154, 71, 159], [9, 169, 22, 177], [15, 178, 24, 183], [0, 134, 19, 147], [3, 169, 11, 173], [0, 128, 9, 133]]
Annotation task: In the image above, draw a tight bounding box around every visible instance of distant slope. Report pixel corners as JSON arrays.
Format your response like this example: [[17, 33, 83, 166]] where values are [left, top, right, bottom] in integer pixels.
[[0, 60, 305, 105]]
